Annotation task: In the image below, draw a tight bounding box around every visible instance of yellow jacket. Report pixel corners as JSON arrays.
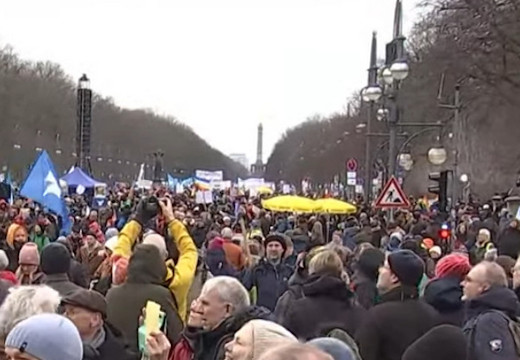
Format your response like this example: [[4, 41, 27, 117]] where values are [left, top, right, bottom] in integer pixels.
[[113, 219, 198, 322]]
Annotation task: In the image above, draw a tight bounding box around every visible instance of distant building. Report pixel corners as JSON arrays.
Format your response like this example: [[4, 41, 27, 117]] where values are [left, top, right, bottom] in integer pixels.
[[229, 153, 249, 170]]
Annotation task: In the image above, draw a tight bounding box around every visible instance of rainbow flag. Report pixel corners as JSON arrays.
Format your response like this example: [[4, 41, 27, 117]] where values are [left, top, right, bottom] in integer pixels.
[[194, 177, 211, 191]]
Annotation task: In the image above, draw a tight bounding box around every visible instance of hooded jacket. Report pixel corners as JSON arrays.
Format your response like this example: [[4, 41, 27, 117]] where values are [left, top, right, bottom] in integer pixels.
[[106, 244, 183, 354], [290, 228, 310, 255], [112, 219, 198, 322], [192, 306, 272, 360], [424, 277, 465, 327], [283, 274, 366, 340], [462, 286, 520, 360]]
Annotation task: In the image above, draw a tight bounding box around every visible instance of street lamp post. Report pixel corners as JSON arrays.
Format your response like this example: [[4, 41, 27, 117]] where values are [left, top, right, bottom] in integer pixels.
[[76, 74, 93, 174], [385, 0, 408, 178], [438, 84, 462, 203], [362, 31, 382, 204]]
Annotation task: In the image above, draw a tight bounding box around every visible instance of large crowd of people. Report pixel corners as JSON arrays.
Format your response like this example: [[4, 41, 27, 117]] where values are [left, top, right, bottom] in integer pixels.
[[0, 186, 518, 360]]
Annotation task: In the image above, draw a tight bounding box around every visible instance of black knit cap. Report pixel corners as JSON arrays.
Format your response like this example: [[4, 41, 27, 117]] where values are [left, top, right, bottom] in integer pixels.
[[41, 243, 71, 275], [264, 234, 287, 253], [402, 325, 468, 360], [387, 249, 424, 287]]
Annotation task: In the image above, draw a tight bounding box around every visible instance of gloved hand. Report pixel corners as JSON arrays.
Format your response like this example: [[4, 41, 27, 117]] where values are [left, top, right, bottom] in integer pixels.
[[134, 197, 159, 226]]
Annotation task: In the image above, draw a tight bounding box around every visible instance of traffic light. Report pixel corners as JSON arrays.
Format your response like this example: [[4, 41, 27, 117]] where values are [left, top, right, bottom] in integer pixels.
[[439, 223, 451, 240], [428, 170, 449, 213]]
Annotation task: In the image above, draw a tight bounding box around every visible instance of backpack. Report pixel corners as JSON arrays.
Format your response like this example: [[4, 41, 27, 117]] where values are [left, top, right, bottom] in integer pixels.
[[205, 247, 237, 277], [467, 310, 520, 359]]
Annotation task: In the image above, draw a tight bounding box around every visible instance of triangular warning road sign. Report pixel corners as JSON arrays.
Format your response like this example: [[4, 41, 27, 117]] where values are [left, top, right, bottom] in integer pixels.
[[374, 176, 410, 208]]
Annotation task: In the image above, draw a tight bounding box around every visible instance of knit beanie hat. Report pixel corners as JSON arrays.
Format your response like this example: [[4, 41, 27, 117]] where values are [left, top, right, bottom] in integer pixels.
[[402, 325, 467, 360], [242, 319, 297, 360], [104, 236, 118, 253], [221, 227, 233, 240], [435, 253, 471, 280], [357, 248, 385, 280], [387, 250, 425, 287], [142, 233, 168, 260], [429, 246, 442, 260], [19, 243, 40, 266], [105, 227, 119, 240], [421, 238, 435, 250], [0, 250, 9, 271], [5, 313, 83, 360], [386, 232, 403, 252], [41, 243, 71, 275], [308, 337, 357, 360], [264, 234, 287, 253]]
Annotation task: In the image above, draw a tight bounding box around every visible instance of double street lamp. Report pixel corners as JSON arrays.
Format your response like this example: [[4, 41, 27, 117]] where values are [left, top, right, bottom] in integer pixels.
[[360, 0, 447, 204]]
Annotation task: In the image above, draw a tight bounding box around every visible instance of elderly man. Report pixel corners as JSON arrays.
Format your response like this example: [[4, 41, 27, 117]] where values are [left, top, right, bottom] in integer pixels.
[[62, 289, 137, 360], [462, 261, 519, 360], [189, 276, 271, 360]]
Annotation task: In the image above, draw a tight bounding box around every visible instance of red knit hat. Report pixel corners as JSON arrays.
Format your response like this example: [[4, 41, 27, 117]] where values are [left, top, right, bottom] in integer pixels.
[[435, 253, 471, 280], [19, 243, 40, 266]]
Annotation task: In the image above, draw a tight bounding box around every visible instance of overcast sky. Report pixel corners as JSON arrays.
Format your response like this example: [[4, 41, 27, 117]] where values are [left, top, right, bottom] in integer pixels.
[[0, 0, 422, 165]]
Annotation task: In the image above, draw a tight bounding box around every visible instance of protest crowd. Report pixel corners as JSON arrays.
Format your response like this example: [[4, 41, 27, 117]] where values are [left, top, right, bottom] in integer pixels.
[[0, 161, 520, 360]]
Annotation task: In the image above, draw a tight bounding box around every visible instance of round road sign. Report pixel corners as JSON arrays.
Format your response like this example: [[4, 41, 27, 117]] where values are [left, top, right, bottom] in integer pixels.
[[346, 158, 358, 171]]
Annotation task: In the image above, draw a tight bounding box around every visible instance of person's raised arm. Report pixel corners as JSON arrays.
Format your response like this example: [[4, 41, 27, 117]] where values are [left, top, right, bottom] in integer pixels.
[[160, 198, 198, 320]]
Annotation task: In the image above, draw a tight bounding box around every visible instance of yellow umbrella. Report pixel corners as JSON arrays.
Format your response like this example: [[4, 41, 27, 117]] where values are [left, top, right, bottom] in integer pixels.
[[256, 186, 274, 195], [262, 195, 316, 213], [315, 198, 357, 214]]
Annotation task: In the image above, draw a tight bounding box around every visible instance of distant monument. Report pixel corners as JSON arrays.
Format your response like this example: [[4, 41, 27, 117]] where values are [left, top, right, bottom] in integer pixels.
[[250, 123, 266, 177]]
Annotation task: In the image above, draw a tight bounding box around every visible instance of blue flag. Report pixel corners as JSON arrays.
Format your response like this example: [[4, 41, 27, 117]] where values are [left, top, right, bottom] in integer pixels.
[[167, 174, 178, 189], [20, 151, 70, 233]]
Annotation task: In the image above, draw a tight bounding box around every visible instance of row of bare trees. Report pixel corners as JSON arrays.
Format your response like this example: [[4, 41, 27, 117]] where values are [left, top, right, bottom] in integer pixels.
[[267, 0, 520, 198], [0, 46, 247, 182]]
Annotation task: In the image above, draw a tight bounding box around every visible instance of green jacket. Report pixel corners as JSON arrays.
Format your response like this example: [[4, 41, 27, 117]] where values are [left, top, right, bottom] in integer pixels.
[[31, 234, 50, 253]]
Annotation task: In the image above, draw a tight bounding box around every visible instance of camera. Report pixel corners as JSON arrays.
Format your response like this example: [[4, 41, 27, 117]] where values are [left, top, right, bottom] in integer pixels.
[[144, 196, 160, 217]]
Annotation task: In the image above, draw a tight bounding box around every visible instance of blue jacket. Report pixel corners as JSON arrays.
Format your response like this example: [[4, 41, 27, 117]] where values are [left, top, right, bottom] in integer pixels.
[[463, 286, 520, 360], [241, 259, 293, 311]]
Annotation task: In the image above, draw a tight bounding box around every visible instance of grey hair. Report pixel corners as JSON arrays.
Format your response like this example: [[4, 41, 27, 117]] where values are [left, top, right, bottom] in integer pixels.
[[480, 261, 508, 287], [0, 285, 61, 338], [201, 276, 250, 313]]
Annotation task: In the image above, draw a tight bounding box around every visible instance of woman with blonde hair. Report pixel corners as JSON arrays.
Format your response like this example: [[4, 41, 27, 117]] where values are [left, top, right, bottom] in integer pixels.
[[4, 223, 28, 272], [282, 250, 366, 340], [224, 319, 297, 360]]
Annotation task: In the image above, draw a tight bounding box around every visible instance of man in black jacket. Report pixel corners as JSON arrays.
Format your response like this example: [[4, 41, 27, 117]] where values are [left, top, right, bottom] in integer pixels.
[[63, 289, 137, 360], [461, 261, 519, 360], [355, 250, 439, 360]]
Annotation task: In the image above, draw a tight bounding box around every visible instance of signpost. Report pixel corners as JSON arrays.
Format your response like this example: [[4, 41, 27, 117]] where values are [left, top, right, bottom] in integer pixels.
[[374, 176, 410, 208]]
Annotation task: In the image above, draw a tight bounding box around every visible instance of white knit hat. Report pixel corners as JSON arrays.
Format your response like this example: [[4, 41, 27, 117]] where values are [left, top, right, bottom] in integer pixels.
[[243, 320, 297, 360], [142, 233, 168, 260]]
